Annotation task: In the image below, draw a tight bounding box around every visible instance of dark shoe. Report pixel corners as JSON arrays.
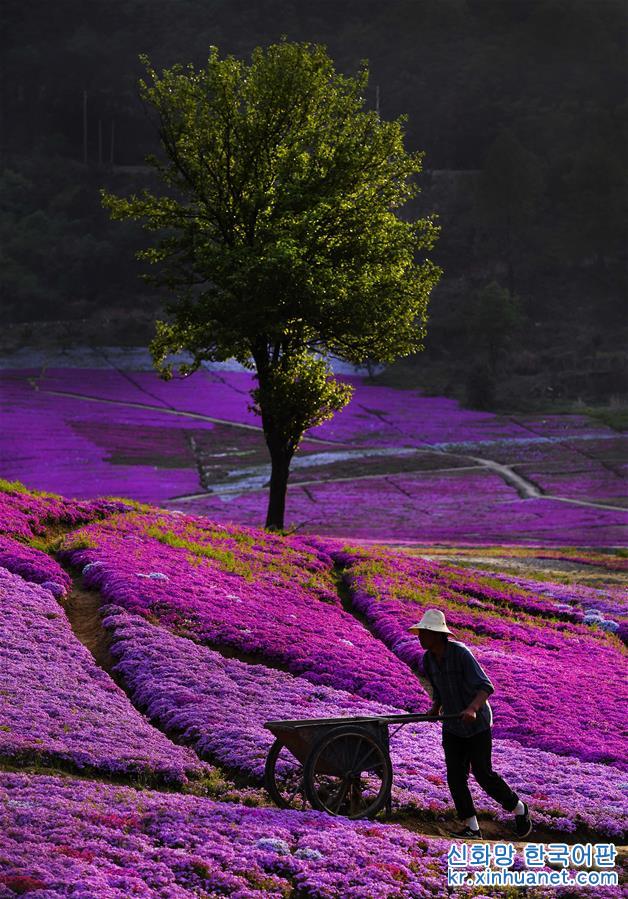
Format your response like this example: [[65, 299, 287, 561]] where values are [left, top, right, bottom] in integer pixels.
[[448, 825, 483, 839], [515, 802, 532, 838]]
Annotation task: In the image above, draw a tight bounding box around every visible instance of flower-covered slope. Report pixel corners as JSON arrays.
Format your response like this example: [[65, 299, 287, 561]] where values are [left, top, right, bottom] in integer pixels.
[[104, 603, 627, 836], [0, 772, 455, 899], [0, 566, 204, 786], [62, 510, 428, 710], [322, 543, 628, 769], [0, 535, 71, 597], [0, 481, 625, 896], [0, 480, 133, 595], [0, 478, 129, 542], [1, 772, 624, 899]]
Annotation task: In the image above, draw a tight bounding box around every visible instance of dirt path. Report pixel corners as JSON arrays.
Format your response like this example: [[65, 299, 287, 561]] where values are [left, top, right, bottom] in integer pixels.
[[392, 810, 628, 852], [61, 579, 116, 673]]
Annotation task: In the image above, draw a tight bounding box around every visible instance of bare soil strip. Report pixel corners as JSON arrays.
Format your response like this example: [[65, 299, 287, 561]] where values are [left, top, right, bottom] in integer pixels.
[[61, 578, 117, 672]]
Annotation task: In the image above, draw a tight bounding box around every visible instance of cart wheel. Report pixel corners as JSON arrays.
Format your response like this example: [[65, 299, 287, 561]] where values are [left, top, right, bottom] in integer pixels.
[[303, 725, 393, 820], [264, 738, 308, 810]]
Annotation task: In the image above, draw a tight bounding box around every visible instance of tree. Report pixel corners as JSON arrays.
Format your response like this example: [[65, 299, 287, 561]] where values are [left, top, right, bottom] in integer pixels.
[[465, 280, 522, 374], [102, 41, 441, 530]]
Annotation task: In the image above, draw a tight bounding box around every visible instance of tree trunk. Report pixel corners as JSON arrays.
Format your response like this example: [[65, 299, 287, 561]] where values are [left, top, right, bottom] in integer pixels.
[[265, 441, 292, 531], [251, 340, 296, 532]]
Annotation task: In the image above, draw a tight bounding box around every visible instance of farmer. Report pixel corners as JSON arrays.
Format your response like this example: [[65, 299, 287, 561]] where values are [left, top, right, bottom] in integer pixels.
[[409, 608, 532, 840]]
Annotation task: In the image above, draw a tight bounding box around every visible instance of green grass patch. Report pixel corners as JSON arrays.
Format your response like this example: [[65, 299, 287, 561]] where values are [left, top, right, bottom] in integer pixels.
[[584, 407, 628, 432], [144, 525, 254, 579], [0, 478, 62, 499], [60, 531, 98, 551]]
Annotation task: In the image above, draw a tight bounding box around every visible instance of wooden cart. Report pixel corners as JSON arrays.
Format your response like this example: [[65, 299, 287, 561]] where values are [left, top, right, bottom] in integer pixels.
[[264, 713, 457, 820]]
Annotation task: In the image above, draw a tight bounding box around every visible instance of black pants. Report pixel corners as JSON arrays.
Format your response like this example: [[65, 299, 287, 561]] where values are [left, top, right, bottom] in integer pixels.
[[443, 728, 519, 820]]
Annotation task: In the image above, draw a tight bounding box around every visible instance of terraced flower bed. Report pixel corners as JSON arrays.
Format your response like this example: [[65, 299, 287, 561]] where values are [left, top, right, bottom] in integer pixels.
[[0, 480, 625, 896], [0, 478, 128, 541], [327, 545, 628, 769], [0, 566, 204, 786], [0, 535, 71, 596], [103, 603, 627, 836], [61, 510, 428, 710]]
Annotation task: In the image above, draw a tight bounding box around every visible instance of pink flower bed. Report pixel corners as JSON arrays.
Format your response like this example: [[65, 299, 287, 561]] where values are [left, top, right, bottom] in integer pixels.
[[495, 574, 627, 627], [0, 378, 204, 502], [37, 367, 262, 428], [324, 546, 628, 770], [0, 481, 128, 541], [415, 544, 628, 569], [0, 566, 204, 785], [529, 471, 627, 502], [104, 603, 627, 836], [0, 535, 70, 597], [0, 772, 460, 899], [180, 471, 628, 546], [62, 510, 428, 710]]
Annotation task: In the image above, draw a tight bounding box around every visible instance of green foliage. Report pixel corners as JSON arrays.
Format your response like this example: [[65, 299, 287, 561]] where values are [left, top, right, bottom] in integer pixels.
[[477, 131, 545, 293], [250, 351, 353, 450], [103, 41, 440, 371], [0, 158, 148, 326], [4, 2, 626, 411], [61, 533, 98, 551], [562, 140, 627, 263], [102, 40, 441, 526], [0, 478, 31, 495], [478, 131, 544, 230], [144, 525, 253, 579], [0, 479, 62, 500], [103, 496, 154, 513], [465, 281, 522, 373], [579, 406, 628, 433], [465, 364, 496, 411]]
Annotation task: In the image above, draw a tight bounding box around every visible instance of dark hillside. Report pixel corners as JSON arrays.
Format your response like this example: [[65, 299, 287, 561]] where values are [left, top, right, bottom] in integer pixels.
[[1, 0, 626, 407]]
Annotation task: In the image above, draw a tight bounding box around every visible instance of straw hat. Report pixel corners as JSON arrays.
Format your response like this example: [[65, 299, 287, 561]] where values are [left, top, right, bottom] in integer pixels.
[[408, 608, 453, 634]]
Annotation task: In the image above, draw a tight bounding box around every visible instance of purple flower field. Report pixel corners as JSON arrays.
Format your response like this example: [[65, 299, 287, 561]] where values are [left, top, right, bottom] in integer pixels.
[[0, 355, 626, 897], [0, 535, 71, 596], [62, 510, 428, 710], [1, 366, 626, 544], [0, 566, 204, 785], [102, 603, 627, 836], [0, 772, 455, 898], [324, 545, 628, 770], [0, 375, 207, 503], [183, 472, 628, 546]]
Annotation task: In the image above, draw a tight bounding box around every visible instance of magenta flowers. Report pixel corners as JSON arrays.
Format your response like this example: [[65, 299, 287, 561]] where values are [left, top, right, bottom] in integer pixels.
[[0, 476, 625, 897], [325, 544, 628, 770], [0, 772, 456, 899], [0, 566, 204, 785], [102, 602, 627, 836], [63, 510, 429, 710]]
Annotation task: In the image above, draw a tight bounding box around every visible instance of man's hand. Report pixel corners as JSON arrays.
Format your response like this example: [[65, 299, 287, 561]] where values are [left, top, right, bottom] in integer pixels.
[[460, 690, 491, 726], [427, 702, 441, 717]]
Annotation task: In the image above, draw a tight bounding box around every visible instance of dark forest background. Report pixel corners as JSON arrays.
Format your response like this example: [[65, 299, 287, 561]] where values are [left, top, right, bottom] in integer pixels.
[[1, 0, 626, 412]]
